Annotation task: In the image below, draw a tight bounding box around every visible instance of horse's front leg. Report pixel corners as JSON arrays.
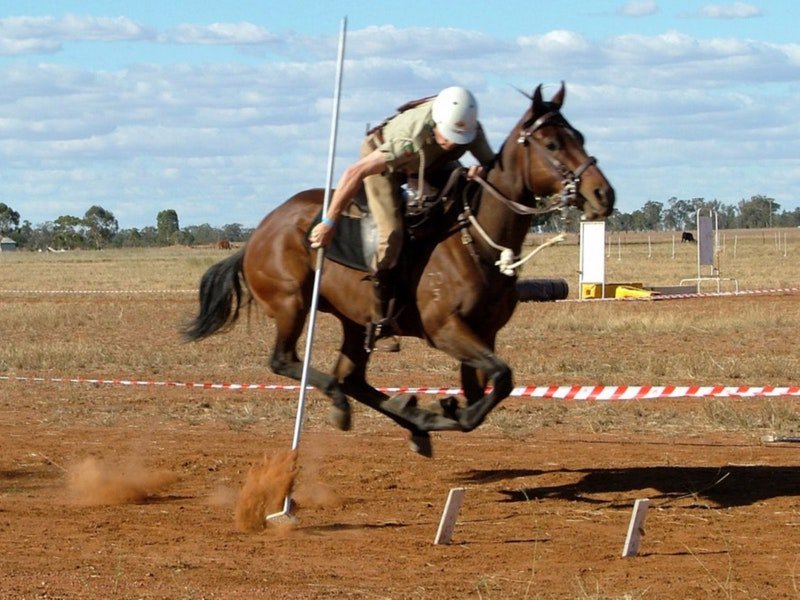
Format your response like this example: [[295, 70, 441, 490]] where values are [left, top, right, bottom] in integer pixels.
[[460, 362, 490, 406], [432, 316, 512, 432], [432, 363, 486, 421], [333, 320, 461, 457]]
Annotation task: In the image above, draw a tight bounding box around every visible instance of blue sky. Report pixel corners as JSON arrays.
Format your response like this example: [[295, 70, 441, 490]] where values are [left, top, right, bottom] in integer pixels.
[[0, 0, 798, 228]]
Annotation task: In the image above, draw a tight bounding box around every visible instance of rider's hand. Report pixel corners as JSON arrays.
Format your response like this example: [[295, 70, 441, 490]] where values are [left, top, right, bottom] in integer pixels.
[[466, 165, 484, 180], [309, 220, 335, 249]]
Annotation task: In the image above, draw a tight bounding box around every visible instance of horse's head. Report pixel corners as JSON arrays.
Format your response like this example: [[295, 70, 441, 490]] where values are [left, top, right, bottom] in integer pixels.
[[512, 82, 615, 220]]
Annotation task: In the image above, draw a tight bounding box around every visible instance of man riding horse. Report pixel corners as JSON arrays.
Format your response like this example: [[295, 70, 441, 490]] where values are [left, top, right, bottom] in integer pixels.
[[308, 86, 495, 352]]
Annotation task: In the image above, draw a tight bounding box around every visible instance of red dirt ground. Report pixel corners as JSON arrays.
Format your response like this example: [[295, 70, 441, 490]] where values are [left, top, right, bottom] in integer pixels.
[[1, 294, 800, 599]]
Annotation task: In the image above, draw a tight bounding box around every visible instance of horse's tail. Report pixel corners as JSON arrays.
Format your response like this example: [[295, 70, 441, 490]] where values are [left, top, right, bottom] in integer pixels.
[[182, 247, 250, 341]]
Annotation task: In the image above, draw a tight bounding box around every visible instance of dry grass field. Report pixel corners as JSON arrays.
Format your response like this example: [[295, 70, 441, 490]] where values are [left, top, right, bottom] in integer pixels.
[[1, 231, 799, 599]]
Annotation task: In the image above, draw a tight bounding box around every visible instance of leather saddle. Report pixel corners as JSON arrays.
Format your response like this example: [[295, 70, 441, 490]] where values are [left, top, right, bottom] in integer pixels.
[[309, 168, 467, 272]]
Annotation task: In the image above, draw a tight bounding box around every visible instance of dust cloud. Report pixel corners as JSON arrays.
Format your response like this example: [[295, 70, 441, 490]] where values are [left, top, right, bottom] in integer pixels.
[[233, 449, 344, 533], [67, 457, 178, 505], [234, 450, 298, 532]]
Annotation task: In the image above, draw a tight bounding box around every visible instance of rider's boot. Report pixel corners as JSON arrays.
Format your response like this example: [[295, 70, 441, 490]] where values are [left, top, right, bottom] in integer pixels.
[[365, 270, 400, 353]]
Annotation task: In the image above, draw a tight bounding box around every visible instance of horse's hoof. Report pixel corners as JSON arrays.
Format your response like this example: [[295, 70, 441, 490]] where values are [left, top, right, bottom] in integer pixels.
[[429, 396, 460, 420], [409, 432, 432, 458], [329, 404, 352, 431]]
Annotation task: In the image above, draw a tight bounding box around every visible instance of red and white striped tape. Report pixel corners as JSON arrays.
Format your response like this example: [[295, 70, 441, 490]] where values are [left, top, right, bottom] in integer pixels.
[[1, 287, 798, 300], [1, 375, 797, 400], [559, 287, 800, 303]]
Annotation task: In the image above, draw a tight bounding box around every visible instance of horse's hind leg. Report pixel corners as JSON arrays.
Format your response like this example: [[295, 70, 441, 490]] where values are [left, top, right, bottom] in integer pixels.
[[269, 311, 352, 430]]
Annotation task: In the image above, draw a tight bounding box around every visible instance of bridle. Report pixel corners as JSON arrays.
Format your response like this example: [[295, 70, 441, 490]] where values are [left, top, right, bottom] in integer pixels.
[[460, 109, 598, 277], [470, 109, 597, 217], [517, 110, 597, 211]]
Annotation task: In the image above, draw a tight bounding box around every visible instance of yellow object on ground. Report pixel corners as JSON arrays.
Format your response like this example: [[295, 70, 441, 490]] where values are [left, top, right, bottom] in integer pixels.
[[614, 285, 654, 299], [581, 282, 645, 299]]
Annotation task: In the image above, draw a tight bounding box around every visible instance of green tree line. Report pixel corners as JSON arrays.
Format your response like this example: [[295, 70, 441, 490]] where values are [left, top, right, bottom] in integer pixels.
[[1, 194, 798, 250], [0, 204, 253, 250], [530, 194, 800, 233]]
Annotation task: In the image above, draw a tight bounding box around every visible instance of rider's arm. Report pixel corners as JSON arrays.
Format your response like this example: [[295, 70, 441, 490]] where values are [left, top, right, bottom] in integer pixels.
[[327, 149, 386, 220], [465, 124, 494, 180], [469, 124, 494, 165], [308, 148, 386, 248]]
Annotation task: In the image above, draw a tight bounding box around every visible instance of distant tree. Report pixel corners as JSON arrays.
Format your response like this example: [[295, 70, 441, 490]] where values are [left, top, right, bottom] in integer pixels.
[[628, 209, 647, 231], [26, 222, 54, 251], [156, 209, 180, 245], [140, 226, 158, 246], [83, 205, 119, 249], [640, 201, 664, 230], [184, 223, 218, 245], [717, 204, 737, 229], [738, 195, 777, 228], [662, 207, 678, 231], [0, 203, 20, 236], [10, 220, 33, 248], [221, 222, 244, 242], [112, 228, 144, 248], [665, 197, 693, 230], [607, 211, 633, 232], [778, 207, 800, 227], [52, 215, 85, 249]]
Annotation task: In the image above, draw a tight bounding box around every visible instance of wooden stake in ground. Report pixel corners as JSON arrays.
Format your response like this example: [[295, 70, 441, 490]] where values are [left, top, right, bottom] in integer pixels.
[[622, 498, 650, 557], [434, 487, 466, 545]]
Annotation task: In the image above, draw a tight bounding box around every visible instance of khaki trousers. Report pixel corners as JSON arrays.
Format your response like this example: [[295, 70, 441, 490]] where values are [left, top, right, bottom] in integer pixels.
[[360, 136, 403, 271]]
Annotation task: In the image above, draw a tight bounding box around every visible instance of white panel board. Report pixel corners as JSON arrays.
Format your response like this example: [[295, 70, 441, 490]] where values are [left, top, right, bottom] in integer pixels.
[[580, 220, 606, 284]]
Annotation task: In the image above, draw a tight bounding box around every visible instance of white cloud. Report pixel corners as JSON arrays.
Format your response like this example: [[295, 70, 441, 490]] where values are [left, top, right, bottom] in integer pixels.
[[517, 30, 592, 55], [164, 22, 279, 45], [618, 1, 659, 17], [698, 2, 763, 19], [0, 14, 152, 55]]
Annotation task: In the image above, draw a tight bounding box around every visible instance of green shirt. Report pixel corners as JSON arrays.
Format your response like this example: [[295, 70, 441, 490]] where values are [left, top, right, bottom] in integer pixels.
[[376, 101, 494, 175]]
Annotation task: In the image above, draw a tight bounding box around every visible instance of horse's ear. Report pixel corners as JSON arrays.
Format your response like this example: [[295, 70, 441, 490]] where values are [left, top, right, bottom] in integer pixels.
[[551, 81, 566, 109], [532, 84, 544, 114]]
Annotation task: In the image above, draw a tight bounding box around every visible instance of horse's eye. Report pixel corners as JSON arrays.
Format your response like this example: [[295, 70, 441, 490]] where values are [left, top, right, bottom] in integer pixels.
[[545, 141, 559, 152]]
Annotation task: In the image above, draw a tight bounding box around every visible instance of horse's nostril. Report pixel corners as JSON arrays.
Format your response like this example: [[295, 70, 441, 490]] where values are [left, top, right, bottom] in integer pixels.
[[595, 186, 616, 213]]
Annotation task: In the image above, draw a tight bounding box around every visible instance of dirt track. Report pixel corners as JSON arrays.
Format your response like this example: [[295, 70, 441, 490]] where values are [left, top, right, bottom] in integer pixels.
[[1, 293, 800, 598]]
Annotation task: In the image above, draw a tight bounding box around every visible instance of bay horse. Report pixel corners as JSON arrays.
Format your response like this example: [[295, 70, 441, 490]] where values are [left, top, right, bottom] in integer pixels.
[[184, 83, 615, 456]]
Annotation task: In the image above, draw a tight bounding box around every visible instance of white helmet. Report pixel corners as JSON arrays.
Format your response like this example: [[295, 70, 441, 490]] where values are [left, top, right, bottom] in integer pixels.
[[431, 86, 479, 145]]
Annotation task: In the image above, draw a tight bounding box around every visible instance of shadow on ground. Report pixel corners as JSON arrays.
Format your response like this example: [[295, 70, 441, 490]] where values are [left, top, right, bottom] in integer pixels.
[[459, 465, 800, 508]]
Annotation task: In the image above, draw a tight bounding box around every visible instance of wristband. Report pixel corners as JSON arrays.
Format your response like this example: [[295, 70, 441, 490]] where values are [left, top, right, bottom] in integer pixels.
[[321, 215, 336, 227]]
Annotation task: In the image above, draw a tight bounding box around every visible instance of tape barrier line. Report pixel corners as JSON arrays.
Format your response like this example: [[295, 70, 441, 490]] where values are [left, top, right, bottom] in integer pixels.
[[1, 287, 798, 300], [559, 287, 800, 303], [1, 375, 798, 399]]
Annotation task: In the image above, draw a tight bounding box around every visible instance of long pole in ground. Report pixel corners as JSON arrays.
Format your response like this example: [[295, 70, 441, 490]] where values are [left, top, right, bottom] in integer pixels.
[[267, 16, 347, 523]]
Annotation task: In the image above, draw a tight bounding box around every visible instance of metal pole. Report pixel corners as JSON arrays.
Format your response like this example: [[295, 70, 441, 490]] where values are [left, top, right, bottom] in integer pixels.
[[267, 16, 347, 523]]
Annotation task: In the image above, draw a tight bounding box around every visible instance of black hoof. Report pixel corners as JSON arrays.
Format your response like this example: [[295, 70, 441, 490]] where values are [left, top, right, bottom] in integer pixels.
[[409, 432, 432, 458], [330, 403, 352, 431], [429, 396, 460, 420]]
